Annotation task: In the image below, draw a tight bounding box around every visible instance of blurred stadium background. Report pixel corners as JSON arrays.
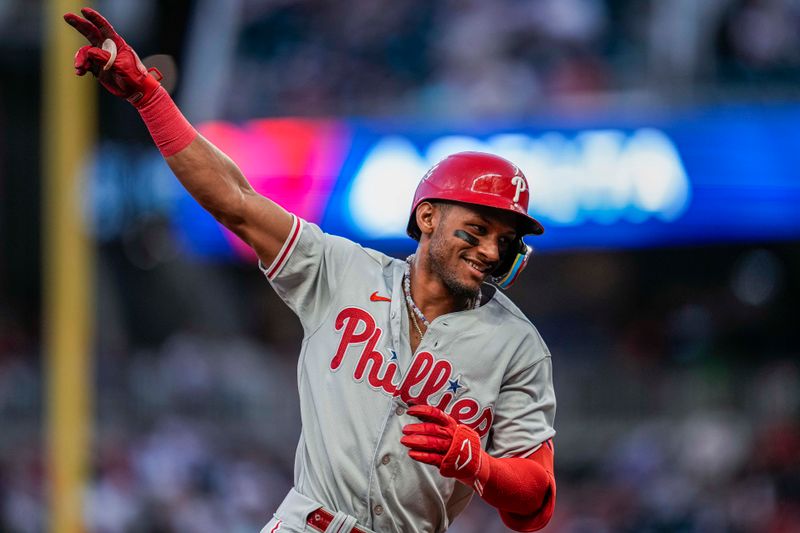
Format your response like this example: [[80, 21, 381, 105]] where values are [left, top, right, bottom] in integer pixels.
[[2, 0, 800, 532]]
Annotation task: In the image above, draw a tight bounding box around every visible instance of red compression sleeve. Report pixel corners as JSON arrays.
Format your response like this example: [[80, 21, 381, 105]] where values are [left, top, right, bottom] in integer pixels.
[[135, 86, 198, 157], [477, 441, 556, 532]]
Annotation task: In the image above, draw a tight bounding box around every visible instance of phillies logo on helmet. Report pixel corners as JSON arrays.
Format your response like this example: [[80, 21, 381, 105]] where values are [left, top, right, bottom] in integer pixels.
[[330, 307, 495, 437], [511, 175, 527, 204]]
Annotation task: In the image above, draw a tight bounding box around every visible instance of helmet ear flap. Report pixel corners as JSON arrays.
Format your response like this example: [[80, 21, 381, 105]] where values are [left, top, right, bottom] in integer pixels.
[[492, 239, 532, 290]]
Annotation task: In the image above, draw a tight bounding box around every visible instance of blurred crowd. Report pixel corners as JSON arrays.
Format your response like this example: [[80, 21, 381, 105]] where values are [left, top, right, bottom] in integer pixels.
[[222, 0, 800, 119], [0, 329, 298, 533], [3, 0, 798, 120]]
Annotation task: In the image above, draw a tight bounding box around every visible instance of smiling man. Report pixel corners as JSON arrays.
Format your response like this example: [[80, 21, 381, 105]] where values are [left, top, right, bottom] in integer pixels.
[[65, 7, 556, 533]]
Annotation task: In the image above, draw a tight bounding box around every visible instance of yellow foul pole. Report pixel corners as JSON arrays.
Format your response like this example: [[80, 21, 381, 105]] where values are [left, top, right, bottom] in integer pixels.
[[43, 2, 95, 532]]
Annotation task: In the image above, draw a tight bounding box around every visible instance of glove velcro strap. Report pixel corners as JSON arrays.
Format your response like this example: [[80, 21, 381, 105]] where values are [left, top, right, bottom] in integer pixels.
[[128, 70, 164, 107], [440, 425, 487, 492]]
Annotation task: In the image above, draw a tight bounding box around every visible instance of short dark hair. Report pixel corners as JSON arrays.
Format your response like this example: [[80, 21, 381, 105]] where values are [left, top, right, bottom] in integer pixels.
[[432, 200, 454, 214]]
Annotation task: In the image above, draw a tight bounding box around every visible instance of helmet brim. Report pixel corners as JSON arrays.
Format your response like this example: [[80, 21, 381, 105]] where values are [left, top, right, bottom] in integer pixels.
[[406, 195, 544, 241]]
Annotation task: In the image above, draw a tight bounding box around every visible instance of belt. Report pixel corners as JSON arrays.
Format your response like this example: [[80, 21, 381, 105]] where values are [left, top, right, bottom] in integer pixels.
[[307, 508, 368, 533]]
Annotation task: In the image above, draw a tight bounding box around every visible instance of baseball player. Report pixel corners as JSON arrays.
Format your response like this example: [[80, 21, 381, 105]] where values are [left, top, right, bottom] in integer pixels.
[[65, 8, 556, 532]]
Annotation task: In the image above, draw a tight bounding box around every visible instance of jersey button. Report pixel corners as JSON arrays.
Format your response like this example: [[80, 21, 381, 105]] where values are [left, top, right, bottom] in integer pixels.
[[374, 504, 384, 516], [395, 406, 405, 416], [381, 454, 391, 465]]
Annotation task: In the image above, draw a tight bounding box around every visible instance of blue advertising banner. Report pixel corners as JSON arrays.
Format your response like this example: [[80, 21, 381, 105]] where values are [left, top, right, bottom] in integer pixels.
[[91, 104, 800, 258], [319, 105, 800, 252]]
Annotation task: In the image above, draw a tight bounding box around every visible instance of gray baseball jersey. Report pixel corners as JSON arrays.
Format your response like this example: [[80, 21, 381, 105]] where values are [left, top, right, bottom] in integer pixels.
[[259, 214, 556, 533]]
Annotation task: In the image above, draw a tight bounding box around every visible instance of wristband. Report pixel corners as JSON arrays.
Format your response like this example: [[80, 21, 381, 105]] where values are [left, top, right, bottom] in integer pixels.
[[136, 86, 198, 157]]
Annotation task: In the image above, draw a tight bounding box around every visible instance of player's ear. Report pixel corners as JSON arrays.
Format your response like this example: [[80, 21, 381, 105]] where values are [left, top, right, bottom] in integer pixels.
[[415, 201, 436, 237]]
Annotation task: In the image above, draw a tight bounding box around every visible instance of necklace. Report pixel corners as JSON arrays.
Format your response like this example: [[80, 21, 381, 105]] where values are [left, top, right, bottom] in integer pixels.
[[403, 255, 481, 334], [404, 258, 430, 328], [406, 298, 425, 339]]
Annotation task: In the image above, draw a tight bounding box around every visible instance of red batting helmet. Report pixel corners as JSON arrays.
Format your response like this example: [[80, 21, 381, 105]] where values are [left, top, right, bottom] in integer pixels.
[[406, 151, 544, 289], [406, 151, 544, 239]]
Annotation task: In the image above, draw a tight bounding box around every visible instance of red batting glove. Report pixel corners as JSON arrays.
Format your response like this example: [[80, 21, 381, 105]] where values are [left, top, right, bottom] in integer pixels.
[[401, 405, 490, 494], [64, 7, 161, 107], [403, 405, 556, 530]]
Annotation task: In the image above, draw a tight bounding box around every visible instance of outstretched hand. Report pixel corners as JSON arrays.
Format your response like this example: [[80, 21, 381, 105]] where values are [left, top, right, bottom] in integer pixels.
[[64, 7, 161, 105]]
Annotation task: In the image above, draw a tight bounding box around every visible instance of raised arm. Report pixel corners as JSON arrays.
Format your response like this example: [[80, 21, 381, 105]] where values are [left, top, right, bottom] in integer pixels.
[[163, 136, 293, 264], [64, 7, 292, 265]]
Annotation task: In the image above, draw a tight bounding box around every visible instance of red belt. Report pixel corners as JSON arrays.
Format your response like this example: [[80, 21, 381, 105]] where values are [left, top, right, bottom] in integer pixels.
[[306, 508, 368, 533]]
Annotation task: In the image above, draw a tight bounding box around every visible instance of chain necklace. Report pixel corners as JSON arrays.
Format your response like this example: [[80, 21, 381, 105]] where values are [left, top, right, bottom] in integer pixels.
[[404, 259, 430, 328], [403, 255, 480, 337], [406, 299, 425, 340]]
